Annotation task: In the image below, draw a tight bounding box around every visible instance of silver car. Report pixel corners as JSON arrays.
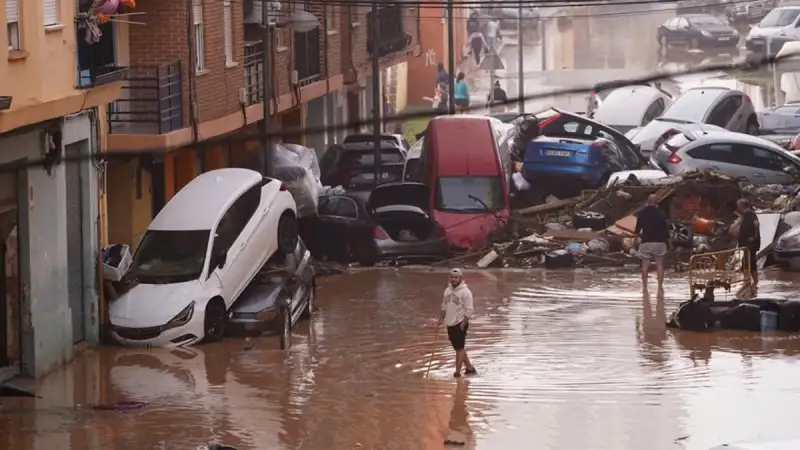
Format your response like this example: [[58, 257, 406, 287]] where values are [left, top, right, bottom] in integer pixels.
[[650, 130, 800, 184], [757, 102, 800, 134], [629, 86, 759, 157], [592, 86, 672, 135]]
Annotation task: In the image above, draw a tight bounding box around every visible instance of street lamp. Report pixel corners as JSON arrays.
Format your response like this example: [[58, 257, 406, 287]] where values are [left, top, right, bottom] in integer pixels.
[[261, 6, 320, 175]]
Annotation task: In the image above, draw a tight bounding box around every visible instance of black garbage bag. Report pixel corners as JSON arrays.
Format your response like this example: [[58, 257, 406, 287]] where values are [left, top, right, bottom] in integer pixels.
[[719, 303, 762, 331], [508, 117, 541, 160], [778, 301, 800, 332], [544, 250, 575, 269], [667, 299, 716, 331]]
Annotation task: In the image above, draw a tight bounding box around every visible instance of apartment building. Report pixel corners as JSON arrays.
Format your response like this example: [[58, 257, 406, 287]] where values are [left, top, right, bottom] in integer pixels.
[[0, 0, 122, 381], [105, 0, 419, 248]]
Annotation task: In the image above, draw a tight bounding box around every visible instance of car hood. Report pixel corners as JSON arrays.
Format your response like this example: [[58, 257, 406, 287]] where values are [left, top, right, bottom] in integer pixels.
[[231, 284, 283, 314], [778, 223, 800, 247], [748, 25, 791, 39], [630, 120, 689, 148], [109, 280, 207, 328], [368, 181, 430, 211], [433, 210, 508, 250]]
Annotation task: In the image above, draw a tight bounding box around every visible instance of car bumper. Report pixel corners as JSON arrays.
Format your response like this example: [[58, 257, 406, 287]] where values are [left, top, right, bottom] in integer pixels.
[[110, 317, 205, 348], [697, 35, 739, 48], [522, 165, 604, 187], [228, 312, 282, 336], [375, 237, 450, 260], [746, 36, 789, 55]]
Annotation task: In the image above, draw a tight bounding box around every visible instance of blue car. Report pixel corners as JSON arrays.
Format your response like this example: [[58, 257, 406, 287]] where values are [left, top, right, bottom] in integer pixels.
[[520, 109, 644, 196]]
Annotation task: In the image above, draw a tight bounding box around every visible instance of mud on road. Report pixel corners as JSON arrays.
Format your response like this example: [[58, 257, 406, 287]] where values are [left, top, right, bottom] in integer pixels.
[[3, 269, 800, 450]]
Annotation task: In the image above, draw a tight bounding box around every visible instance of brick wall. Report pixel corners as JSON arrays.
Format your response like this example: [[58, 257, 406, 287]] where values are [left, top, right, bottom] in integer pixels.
[[130, 0, 246, 128]]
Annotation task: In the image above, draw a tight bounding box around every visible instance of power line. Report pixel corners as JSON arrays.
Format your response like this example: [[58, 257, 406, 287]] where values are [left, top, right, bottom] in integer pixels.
[[12, 51, 787, 174]]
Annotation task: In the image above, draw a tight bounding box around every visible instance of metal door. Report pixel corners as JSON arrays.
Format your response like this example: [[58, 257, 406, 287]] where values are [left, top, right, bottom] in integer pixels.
[[65, 143, 85, 343]]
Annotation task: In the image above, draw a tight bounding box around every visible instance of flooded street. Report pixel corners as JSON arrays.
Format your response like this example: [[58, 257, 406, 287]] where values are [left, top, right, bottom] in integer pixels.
[[4, 269, 800, 449]]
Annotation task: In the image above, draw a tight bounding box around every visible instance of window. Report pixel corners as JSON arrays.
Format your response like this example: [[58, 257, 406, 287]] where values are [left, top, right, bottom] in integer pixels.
[[223, 0, 233, 65], [6, 0, 19, 50], [688, 15, 725, 27], [759, 8, 800, 27], [213, 185, 262, 255], [677, 17, 689, 29], [707, 96, 741, 127], [133, 230, 211, 283], [192, 0, 205, 72], [750, 146, 790, 171], [662, 89, 726, 122], [643, 98, 666, 125], [774, 105, 800, 114], [320, 196, 358, 219], [687, 143, 743, 164], [434, 176, 505, 212], [43, 0, 58, 26]]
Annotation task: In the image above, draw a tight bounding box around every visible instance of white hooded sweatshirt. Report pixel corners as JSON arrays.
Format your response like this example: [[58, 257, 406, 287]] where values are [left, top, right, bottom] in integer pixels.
[[442, 282, 474, 327]]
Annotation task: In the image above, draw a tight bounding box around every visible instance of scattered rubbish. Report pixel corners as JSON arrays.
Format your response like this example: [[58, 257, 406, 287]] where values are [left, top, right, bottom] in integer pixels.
[[92, 401, 148, 411]]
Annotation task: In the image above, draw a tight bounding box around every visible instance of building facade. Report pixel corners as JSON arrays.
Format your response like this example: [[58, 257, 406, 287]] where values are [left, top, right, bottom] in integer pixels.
[[105, 0, 420, 247], [1, 0, 121, 381]]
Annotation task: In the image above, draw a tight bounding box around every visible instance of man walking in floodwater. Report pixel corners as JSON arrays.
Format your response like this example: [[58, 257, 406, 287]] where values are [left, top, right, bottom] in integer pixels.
[[737, 198, 760, 284], [438, 269, 476, 378], [635, 194, 672, 291]]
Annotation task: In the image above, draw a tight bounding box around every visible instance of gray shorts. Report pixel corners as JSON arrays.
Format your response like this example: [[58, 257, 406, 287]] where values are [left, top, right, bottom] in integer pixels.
[[639, 242, 667, 260]]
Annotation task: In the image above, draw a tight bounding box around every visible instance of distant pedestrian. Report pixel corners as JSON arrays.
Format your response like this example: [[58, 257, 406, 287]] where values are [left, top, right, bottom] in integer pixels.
[[737, 198, 760, 284], [485, 18, 500, 51], [438, 268, 477, 378], [635, 194, 672, 291], [423, 83, 450, 115], [487, 80, 507, 107], [467, 11, 480, 35], [435, 63, 449, 88], [468, 31, 488, 66], [454, 73, 470, 113]]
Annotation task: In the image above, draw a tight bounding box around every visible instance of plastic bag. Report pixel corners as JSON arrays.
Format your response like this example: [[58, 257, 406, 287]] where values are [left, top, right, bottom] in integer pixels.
[[271, 144, 322, 218]]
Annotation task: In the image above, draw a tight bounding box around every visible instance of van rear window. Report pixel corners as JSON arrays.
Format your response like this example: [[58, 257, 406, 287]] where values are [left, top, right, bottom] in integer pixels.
[[341, 149, 404, 167], [434, 176, 505, 212]]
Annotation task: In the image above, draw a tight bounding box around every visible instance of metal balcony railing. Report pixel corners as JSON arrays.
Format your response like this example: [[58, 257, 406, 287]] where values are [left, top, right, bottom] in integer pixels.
[[294, 28, 322, 85], [244, 41, 265, 106], [107, 62, 184, 135], [366, 7, 411, 59]]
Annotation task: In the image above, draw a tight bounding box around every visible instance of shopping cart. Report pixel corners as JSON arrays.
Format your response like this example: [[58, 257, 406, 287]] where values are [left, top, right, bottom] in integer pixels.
[[688, 247, 754, 300]]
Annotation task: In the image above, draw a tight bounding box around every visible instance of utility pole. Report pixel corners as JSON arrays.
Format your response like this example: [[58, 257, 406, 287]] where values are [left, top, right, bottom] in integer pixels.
[[261, 2, 272, 176], [447, 0, 455, 114], [371, 2, 382, 184], [517, 0, 524, 113]]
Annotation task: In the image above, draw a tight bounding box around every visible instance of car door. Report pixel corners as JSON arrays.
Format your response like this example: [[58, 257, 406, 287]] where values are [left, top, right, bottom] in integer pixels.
[[209, 185, 263, 306], [685, 142, 754, 180], [747, 144, 797, 184], [705, 96, 740, 130], [315, 196, 366, 263], [725, 95, 746, 131]]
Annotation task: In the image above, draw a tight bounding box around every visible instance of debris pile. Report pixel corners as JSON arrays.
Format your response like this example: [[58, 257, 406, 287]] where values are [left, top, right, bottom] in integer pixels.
[[472, 170, 792, 269]]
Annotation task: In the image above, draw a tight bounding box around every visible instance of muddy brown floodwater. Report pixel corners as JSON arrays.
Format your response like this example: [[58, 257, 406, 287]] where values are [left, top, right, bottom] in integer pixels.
[[3, 268, 800, 450]]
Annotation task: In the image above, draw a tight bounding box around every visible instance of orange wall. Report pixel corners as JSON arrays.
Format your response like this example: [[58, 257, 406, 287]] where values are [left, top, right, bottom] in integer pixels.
[[407, 6, 467, 107]]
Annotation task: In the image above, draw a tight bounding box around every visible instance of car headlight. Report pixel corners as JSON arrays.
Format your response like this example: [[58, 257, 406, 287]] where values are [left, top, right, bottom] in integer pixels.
[[166, 301, 195, 328], [255, 308, 279, 322], [701, 30, 712, 37]]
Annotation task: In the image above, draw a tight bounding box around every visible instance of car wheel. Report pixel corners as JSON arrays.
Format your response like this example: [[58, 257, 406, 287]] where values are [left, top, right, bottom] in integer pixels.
[[572, 210, 607, 231], [746, 118, 760, 136], [302, 280, 316, 318], [277, 212, 299, 257], [280, 306, 292, 350], [203, 298, 228, 343], [669, 221, 693, 247]]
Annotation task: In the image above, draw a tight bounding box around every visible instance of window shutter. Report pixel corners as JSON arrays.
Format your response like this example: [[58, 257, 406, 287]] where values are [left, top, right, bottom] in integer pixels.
[[192, 0, 202, 24], [5, 0, 18, 23], [223, 1, 232, 63], [43, 0, 58, 25]]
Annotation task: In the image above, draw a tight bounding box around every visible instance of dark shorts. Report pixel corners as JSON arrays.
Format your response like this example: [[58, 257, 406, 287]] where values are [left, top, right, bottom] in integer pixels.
[[447, 322, 469, 351]]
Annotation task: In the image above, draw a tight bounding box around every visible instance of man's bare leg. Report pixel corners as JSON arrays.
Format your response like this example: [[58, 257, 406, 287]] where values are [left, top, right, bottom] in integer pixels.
[[655, 256, 665, 289], [463, 351, 474, 371], [641, 258, 650, 289], [455, 350, 464, 375]]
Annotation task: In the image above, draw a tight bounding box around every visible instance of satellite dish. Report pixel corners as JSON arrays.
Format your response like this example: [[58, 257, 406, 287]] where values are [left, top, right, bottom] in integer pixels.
[[287, 10, 320, 33]]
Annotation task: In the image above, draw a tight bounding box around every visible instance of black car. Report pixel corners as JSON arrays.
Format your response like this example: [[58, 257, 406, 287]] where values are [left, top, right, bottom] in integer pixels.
[[319, 142, 407, 192], [657, 14, 740, 52]]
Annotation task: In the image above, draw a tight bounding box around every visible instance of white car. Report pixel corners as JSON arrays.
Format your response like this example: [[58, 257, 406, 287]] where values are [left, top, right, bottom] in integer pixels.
[[109, 168, 299, 348], [592, 85, 672, 135]]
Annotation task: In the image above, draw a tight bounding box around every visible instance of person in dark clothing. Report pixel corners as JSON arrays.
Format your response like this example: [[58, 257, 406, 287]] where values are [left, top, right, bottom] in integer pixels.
[[487, 81, 507, 106], [737, 198, 760, 283], [635, 194, 672, 290], [467, 11, 480, 35], [435, 63, 449, 88]]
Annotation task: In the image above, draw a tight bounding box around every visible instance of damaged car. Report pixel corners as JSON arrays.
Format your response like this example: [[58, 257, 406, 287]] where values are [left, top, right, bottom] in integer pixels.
[[228, 238, 315, 345], [301, 183, 449, 265]]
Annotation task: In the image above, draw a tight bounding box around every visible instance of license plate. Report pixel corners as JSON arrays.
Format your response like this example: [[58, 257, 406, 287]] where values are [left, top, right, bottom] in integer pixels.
[[719, 37, 732, 41], [546, 150, 571, 157]]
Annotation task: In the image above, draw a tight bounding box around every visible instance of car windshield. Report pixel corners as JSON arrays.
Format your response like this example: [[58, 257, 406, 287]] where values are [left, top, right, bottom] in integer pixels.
[[760, 9, 800, 27], [688, 15, 724, 26], [435, 176, 505, 213], [661, 89, 725, 122], [132, 230, 210, 283]]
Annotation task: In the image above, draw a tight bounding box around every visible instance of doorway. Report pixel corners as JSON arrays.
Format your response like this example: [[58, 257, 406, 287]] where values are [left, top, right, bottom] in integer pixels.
[[0, 168, 20, 368], [65, 143, 86, 343]]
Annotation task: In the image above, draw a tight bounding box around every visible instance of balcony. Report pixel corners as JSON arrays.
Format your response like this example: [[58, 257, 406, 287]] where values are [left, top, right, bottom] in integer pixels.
[[243, 41, 264, 106], [107, 62, 184, 135], [366, 7, 412, 59], [76, 22, 128, 88], [293, 28, 322, 85]]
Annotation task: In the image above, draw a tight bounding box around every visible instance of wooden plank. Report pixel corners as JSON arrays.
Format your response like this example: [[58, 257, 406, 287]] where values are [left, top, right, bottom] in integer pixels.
[[514, 197, 581, 215]]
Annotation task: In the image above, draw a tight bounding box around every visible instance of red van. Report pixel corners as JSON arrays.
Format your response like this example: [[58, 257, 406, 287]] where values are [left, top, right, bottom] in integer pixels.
[[412, 115, 511, 250]]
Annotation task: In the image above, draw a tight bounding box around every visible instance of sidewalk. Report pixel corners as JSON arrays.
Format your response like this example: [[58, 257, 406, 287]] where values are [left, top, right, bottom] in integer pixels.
[[466, 41, 508, 113]]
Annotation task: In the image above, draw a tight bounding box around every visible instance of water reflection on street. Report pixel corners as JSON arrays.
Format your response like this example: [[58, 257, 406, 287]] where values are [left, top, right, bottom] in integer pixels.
[[3, 269, 800, 449]]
